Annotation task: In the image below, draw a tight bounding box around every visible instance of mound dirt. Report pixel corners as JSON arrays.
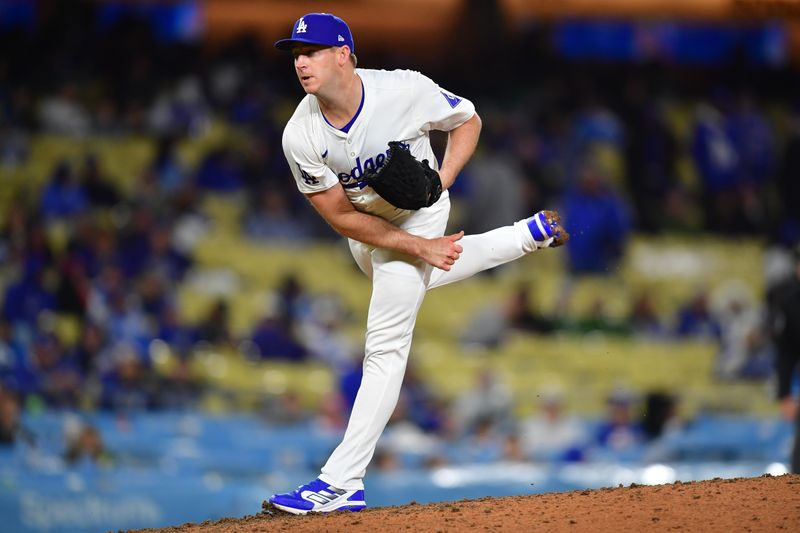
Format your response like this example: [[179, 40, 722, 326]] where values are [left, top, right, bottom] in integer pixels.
[[138, 474, 800, 532]]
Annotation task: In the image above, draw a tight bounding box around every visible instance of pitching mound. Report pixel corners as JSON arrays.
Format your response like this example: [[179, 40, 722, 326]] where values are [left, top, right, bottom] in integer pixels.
[[140, 474, 800, 532]]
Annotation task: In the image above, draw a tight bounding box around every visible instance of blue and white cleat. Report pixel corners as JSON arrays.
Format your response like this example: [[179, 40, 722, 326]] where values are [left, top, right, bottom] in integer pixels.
[[268, 478, 366, 515], [526, 210, 569, 248]]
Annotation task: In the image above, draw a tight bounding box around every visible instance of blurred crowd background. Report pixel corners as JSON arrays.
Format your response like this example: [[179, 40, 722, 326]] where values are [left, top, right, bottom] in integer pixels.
[[1, 0, 799, 531]]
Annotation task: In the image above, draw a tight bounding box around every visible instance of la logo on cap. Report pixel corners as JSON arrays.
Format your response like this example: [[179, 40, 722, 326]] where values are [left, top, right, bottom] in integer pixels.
[[296, 18, 308, 33]]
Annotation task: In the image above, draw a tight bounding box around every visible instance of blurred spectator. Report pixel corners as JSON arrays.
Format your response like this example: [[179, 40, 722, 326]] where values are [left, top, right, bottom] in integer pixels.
[[660, 187, 704, 234], [93, 97, 125, 137], [104, 291, 153, 359], [268, 391, 311, 425], [149, 136, 187, 193], [195, 146, 245, 193], [2, 260, 56, 332], [451, 369, 513, 435], [517, 110, 572, 205], [0, 125, 30, 169], [99, 343, 157, 412], [249, 313, 306, 362], [594, 389, 644, 452], [639, 391, 681, 442], [29, 332, 82, 408], [712, 282, 769, 379], [300, 294, 356, 368], [116, 204, 156, 279], [86, 263, 126, 326], [40, 161, 89, 219], [243, 188, 314, 244], [461, 285, 558, 349], [628, 291, 667, 338], [559, 147, 632, 275], [0, 388, 33, 446], [622, 81, 678, 233], [502, 432, 525, 462], [0, 203, 29, 263], [776, 108, 800, 245], [137, 271, 171, 320], [195, 299, 233, 347], [155, 304, 197, 357], [452, 416, 505, 464], [571, 92, 625, 152], [313, 391, 347, 432], [461, 303, 509, 349], [726, 90, 773, 233], [499, 284, 559, 335], [38, 83, 91, 137], [274, 275, 313, 332], [5, 211, 52, 272], [674, 290, 722, 339], [381, 395, 442, 465], [727, 318, 774, 381], [399, 365, 447, 434], [691, 99, 741, 233], [567, 296, 630, 337], [0, 388, 19, 445], [66, 219, 109, 280], [170, 187, 210, 254], [68, 322, 109, 378], [54, 251, 90, 318], [0, 319, 26, 389], [144, 223, 191, 282], [461, 115, 528, 234], [148, 76, 210, 137], [768, 245, 800, 473], [372, 448, 402, 472], [63, 421, 113, 467], [519, 386, 587, 462], [78, 154, 121, 208]]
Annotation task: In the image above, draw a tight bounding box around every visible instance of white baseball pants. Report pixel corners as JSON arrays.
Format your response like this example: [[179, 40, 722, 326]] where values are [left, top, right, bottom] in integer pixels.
[[318, 195, 539, 490]]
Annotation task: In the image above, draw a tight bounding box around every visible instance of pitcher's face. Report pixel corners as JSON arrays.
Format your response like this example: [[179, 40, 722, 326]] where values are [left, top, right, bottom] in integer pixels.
[[292, 44, 339, 94]]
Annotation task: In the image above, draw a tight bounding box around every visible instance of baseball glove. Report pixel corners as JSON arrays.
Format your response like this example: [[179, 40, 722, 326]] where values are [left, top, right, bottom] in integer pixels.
[[363, 142, 442, 210]]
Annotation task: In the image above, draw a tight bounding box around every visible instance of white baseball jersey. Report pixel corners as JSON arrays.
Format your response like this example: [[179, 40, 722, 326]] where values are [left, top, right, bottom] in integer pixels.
[[282, 68, 475, 219]]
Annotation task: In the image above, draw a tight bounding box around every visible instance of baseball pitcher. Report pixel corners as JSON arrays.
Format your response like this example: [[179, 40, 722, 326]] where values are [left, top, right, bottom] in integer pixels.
[[268, 12, 568, 514]]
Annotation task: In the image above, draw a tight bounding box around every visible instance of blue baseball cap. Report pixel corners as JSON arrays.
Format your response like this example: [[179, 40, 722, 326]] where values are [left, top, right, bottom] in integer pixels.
[[275, 13, 355, 53]]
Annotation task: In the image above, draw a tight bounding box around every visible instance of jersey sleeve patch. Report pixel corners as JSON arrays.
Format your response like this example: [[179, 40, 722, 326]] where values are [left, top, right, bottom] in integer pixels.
[[296, 163, 320, 185], [440, 91, 462, 108]]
